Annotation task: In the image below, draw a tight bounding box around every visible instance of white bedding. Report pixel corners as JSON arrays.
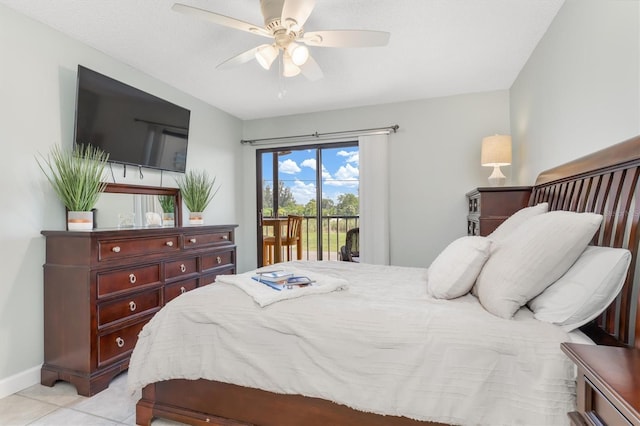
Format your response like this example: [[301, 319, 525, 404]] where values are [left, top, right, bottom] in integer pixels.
[[128, 260, 577, 426]]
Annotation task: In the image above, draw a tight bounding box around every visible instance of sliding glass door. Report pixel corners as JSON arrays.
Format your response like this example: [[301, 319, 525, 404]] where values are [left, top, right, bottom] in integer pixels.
[[256, 141, 359, 266]]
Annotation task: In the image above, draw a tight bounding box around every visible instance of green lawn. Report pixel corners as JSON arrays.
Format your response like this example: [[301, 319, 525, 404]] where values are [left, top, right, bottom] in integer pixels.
[[263, 222, 349, 255]]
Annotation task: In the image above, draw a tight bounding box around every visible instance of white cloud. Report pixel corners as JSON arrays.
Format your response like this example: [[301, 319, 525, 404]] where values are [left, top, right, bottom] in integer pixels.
[[321, 165, 332, 179], [337, 150, 359, 165], [291, 180, 316, 204], [324, 163, 359, 187], [279, 159, 301, 174], [302, 159, 332, 180], [301, 158, 316, 170]]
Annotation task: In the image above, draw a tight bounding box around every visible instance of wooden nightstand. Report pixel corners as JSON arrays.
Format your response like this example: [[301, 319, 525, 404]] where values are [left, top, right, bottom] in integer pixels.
[[561, 343, 640, 425], [465, 186, 532, 236]]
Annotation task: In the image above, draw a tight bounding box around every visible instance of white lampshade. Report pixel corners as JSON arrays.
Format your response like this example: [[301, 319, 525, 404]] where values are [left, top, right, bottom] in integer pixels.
[[481, 134, 512, 186], [481, 134, 512, 166], [282, 53, 301, 77], [287, 42, 309, 66], [255, 44, 279, 70]]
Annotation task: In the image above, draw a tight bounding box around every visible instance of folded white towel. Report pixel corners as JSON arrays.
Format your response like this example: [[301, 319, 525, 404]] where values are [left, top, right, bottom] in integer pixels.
[[215, 269, 348, 307]]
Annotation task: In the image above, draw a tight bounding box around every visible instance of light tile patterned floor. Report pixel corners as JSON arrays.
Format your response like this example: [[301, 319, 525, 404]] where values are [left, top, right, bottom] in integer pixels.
[[0, 373, 187, 426]]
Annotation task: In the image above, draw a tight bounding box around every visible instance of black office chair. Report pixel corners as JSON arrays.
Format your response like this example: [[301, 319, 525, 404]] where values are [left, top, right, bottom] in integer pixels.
[[340, 227, 360, 262]]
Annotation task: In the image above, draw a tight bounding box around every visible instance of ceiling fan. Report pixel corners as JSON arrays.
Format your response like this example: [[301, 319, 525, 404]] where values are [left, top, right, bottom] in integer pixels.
[[171, 0, 390, 81]]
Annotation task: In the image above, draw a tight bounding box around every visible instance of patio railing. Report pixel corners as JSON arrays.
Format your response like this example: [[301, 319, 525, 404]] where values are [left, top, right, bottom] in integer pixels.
[[302, 215, 359, 261], [263, 215, 359, 262]]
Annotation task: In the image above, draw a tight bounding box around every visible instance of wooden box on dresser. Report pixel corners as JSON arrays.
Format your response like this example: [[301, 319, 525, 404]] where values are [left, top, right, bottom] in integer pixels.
[[466, 186, 532, 236], [40, 224, 238, 396]]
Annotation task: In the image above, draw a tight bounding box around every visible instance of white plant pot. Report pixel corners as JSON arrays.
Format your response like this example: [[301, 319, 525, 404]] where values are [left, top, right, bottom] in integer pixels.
[[162, 212, 175, 227], [67, 211, 93, 231], [189, 212, 204, 225]]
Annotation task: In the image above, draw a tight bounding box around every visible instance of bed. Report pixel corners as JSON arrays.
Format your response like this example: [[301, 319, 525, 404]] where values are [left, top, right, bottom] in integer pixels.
[[129, 135, 640, 426]]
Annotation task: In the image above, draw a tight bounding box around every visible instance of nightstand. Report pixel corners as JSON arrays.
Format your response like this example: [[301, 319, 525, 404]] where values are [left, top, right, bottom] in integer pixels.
[[466, 186, 532, 236], [561, 343, 640, 425]]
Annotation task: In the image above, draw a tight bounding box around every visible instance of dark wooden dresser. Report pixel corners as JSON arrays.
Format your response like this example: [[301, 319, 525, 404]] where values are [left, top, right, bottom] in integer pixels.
[[466, 186, 532, 236], [40, 225, 237, 396], [561, 343, 640, 426]]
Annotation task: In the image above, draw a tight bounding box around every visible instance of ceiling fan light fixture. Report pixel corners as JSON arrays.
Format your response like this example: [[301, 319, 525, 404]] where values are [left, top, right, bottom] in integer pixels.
[[287, 42, 309, 66], [255, 44, 279, 70], [282, 53, 301, 77]]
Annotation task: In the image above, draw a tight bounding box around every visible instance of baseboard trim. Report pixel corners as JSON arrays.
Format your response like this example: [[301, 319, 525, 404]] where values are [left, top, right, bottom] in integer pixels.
[[0, 365, 41, 399]]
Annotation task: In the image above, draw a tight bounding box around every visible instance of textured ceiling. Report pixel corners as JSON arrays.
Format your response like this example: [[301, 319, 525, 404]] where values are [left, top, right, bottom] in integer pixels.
[[0, 0, 564, 120]]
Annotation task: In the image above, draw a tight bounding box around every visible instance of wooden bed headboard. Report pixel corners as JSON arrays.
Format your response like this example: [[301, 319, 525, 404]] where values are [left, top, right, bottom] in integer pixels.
[[530, 135, 640, 348]]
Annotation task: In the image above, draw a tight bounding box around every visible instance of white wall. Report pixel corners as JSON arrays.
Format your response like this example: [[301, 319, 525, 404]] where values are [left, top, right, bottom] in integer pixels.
[[0, 5, 243, 397], [510, 0, 640, 183], [241, 91, 511, 269]]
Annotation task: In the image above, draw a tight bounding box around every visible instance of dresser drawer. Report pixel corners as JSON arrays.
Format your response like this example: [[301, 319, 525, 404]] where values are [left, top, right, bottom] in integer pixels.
[[468, 196, 480, 213], [97, 289, 162, 329], [184, 230, 232, 250], [164, 257, 198, 281], [467, 220, 479, 236], [201, 249, 235, 273], [165, 279, 198, 303], [97, 264, 161, 298], [584, 377, 633, 426], [98, 320, 147, 367], [98, 235, 180, 261]]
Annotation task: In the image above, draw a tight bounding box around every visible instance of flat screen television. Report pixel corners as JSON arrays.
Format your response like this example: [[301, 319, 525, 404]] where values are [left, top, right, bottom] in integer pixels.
[[74, 65, 191, 173]]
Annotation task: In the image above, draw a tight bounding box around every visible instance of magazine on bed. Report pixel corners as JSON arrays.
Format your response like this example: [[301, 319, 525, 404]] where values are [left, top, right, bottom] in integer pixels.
[[252, 271, 315, 291]]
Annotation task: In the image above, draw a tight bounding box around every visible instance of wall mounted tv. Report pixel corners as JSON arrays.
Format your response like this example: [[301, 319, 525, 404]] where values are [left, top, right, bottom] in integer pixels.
[[74, 65, 191, 173]]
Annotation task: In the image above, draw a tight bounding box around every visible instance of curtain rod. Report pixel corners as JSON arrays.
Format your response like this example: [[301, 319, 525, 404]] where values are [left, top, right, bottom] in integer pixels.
[[240, 124, 399, 145]]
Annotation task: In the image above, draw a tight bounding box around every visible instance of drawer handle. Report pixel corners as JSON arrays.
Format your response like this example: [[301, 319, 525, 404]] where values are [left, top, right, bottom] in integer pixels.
[[112, 246, 121, 253], [129, 274, 137, 284], [180, 264, 186, 273], [165, 241, 174, 247], [216, 256, 222, 264], [180, 286, 186, 294], [116, 337, 125, 348], [129, 301, 137, 312], [222, 235, 228, 240], [189, 238, 197, 243]]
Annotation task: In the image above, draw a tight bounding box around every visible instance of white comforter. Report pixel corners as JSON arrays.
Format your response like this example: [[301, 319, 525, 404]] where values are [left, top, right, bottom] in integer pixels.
[[128, 261, 576, 426]]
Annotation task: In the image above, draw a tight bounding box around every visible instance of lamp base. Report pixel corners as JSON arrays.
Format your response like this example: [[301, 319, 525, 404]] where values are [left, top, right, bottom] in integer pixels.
[[487, 166, 506, 187]]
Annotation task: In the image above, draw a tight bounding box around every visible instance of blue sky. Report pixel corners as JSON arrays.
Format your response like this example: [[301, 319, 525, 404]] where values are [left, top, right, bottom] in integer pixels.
[[262, 146, 359, 205]]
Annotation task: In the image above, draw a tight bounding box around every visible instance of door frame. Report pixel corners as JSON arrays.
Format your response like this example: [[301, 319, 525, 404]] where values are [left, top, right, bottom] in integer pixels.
[[255, 141, 358, 267]]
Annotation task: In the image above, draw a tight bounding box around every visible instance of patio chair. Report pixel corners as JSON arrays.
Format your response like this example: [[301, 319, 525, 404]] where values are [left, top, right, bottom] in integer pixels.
[[340, 227, 360, 262], [263, 215, 303, 265]]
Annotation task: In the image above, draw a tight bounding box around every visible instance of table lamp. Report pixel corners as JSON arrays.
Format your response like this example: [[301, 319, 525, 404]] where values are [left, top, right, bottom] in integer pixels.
[[481, 134, 512, 186]]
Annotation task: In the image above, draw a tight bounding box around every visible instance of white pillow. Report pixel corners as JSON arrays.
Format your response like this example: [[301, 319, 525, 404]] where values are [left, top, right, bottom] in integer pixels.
[[476, 211, 603, 319], [470, 202, 549, 297], [488, 202, 549, 242], [427, 236, 492, 299], [529, 246, 631, 331]]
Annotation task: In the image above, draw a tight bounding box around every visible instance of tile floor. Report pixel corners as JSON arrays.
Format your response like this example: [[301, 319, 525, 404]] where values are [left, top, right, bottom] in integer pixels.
[[0, 372, 187, 425]]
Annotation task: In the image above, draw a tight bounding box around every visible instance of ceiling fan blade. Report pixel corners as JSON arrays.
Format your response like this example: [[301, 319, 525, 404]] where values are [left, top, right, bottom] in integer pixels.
[[300, 55, 323, 81], [216, 46, 260, 70], [281, 0, 315, 32], [302, 30, 390, 48], [172, 3, 271, 38]]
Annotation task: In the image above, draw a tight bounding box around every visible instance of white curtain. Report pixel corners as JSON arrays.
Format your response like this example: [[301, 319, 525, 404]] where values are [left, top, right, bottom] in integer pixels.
[[358, 134, 390, 265]]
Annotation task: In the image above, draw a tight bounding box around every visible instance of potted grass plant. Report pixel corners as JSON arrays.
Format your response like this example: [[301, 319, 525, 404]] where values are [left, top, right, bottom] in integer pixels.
[[158, 194, 175, 227], [36, 143, 109, 230], [175, 170, 220, 225]]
